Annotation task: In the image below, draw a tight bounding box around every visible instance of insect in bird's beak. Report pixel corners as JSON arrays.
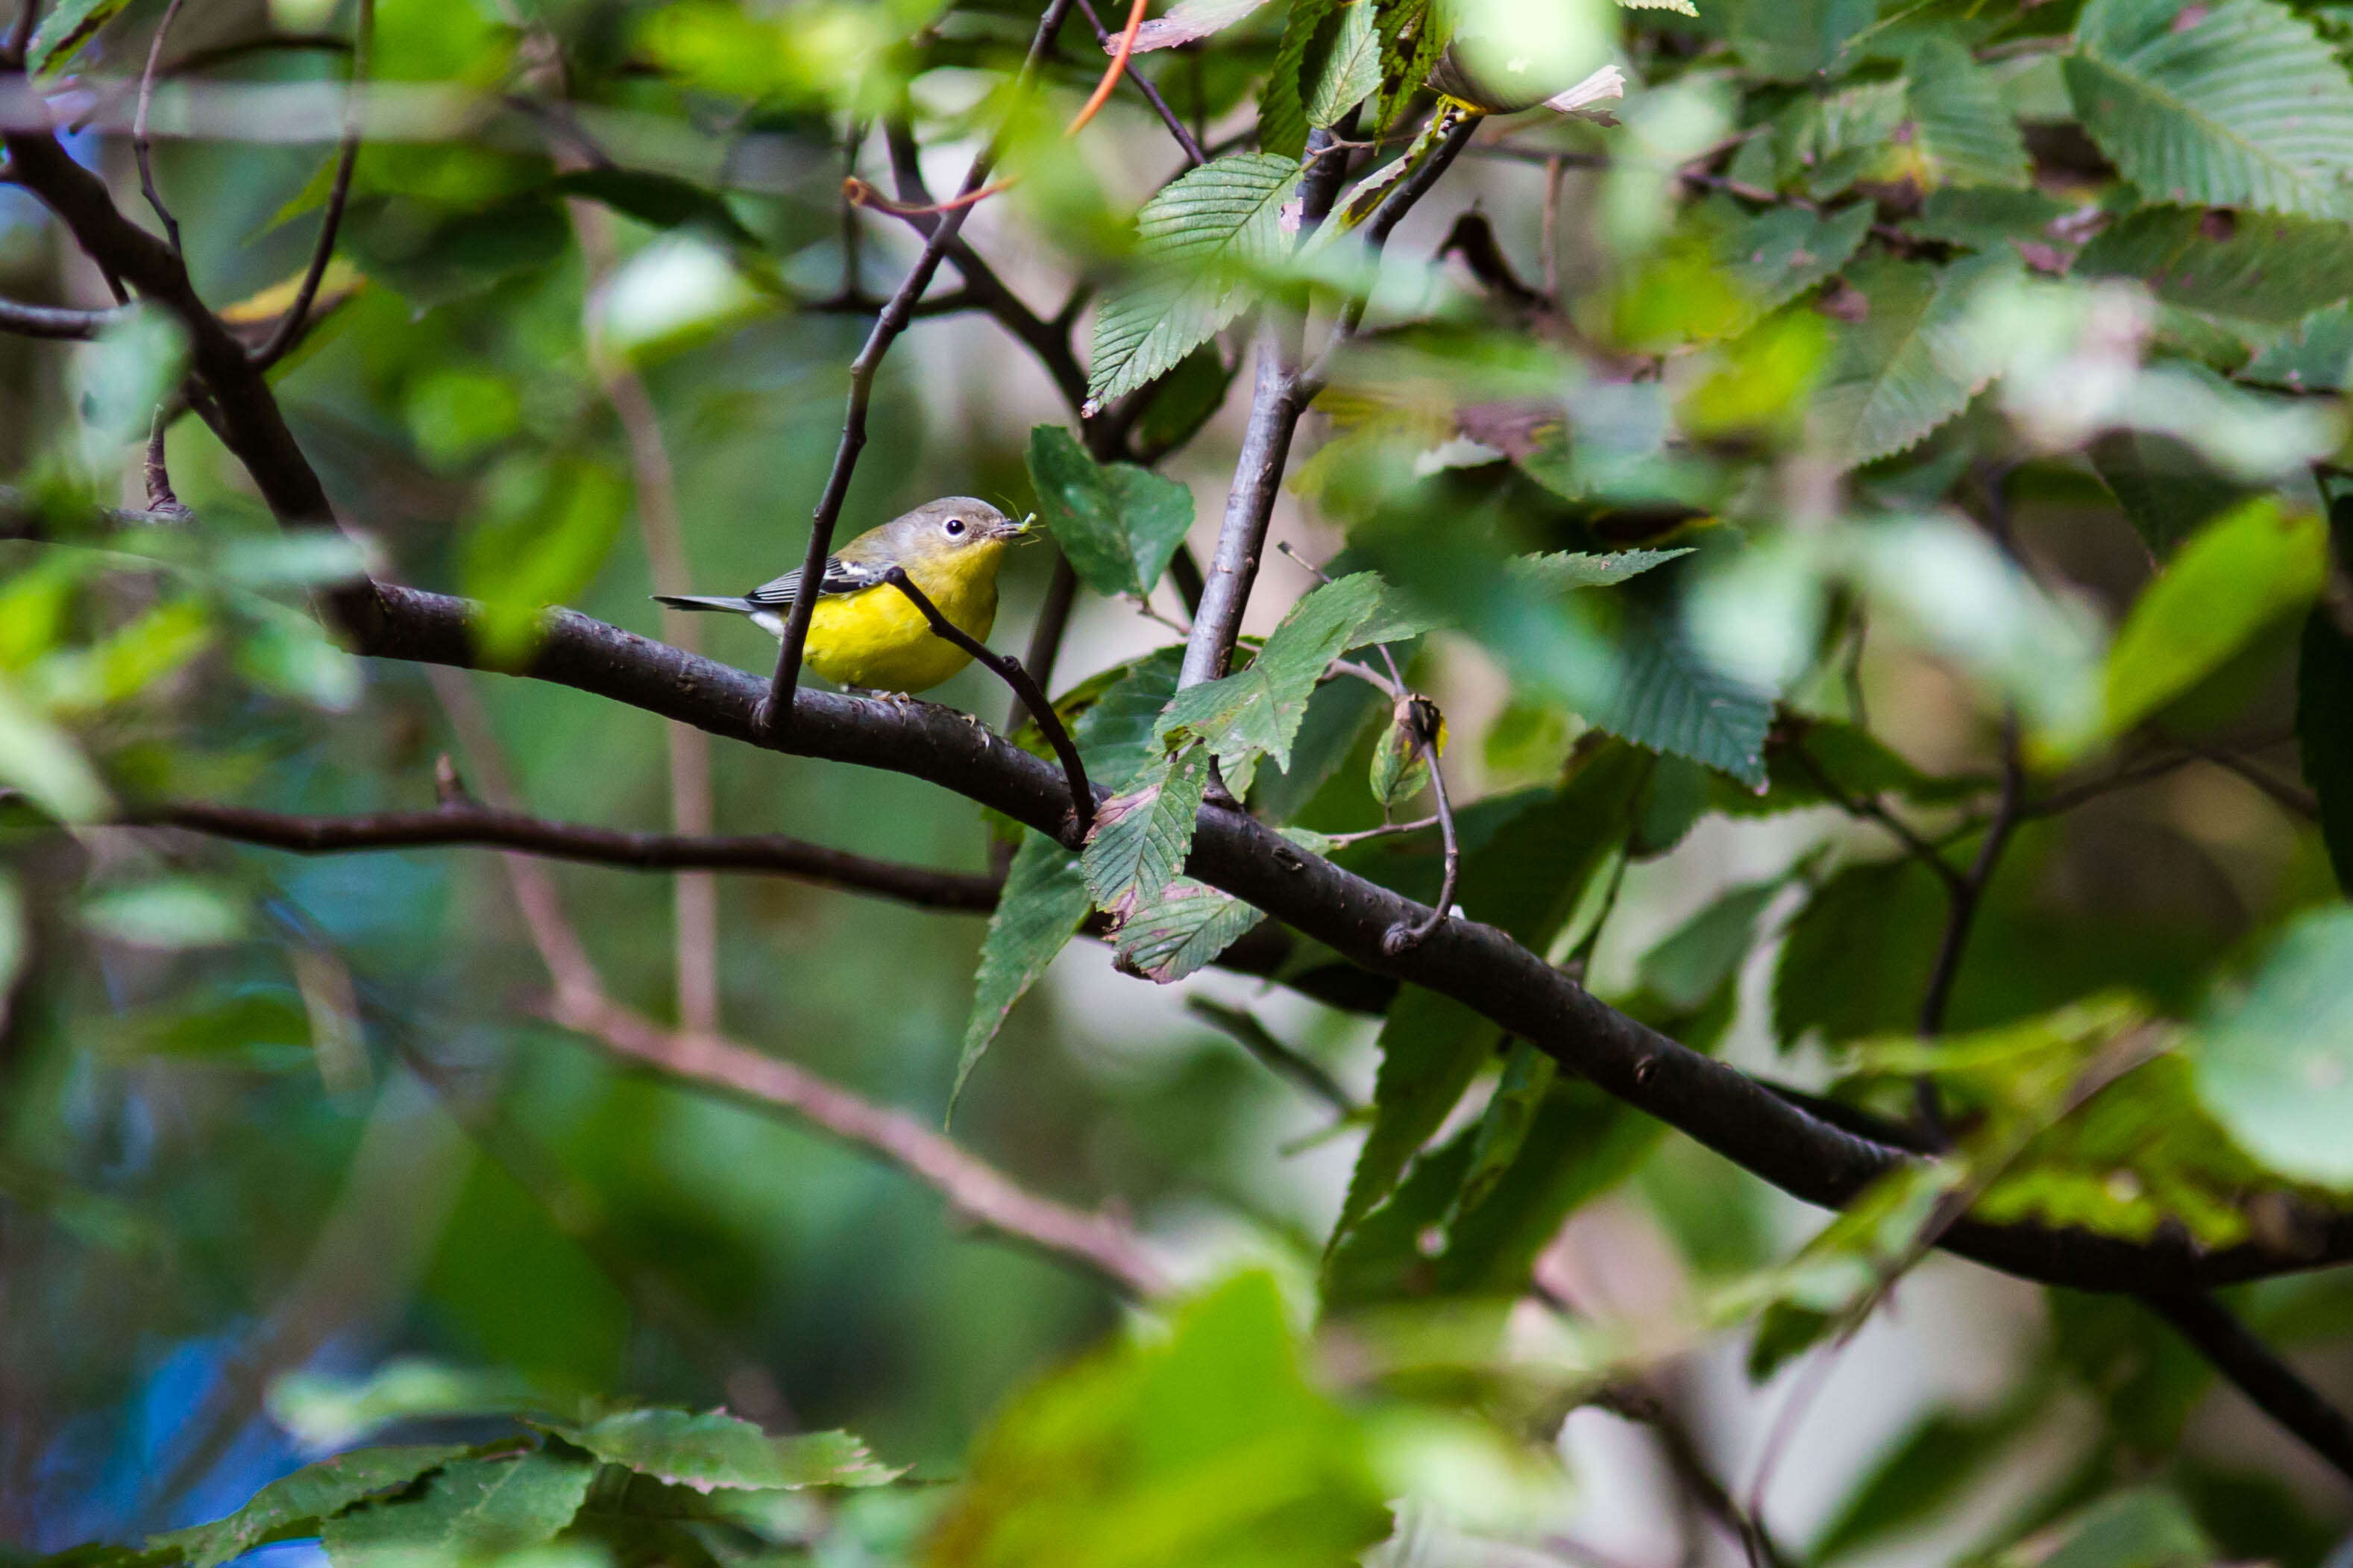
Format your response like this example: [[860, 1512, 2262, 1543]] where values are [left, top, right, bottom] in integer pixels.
[[996, 513, 1039, 541]]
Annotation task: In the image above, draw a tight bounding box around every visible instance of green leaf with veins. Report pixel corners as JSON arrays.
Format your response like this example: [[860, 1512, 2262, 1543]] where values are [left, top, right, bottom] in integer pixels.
[[25, 0, 130, 74], [1064, 646, 1187, 790], [321, 1443, 595, 1565], [957, 831, 1092, 1108], [1110, 879, 1265, 983], [1090, 154, 1302, 404], [1811, 251, 2018, 470], [1306, 0, 1382, 127], [153, 1447, 473, 1568], [2067, 0, 2353, 218], [1082, 746, 1213, 918], [1156, 573, 1386, 776], [1710, 201, 1875, 321], [1025, 426, 1196, 599], [547, 1408, 896, 1490], [1260, 0, 1342, 158], [1906, 37, 2030, 189], [2076, 208, 2353, 324], [2242, 302, 2353, 391]]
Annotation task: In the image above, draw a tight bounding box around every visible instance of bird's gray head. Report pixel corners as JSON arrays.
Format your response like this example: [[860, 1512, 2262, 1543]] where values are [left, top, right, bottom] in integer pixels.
[[886, 497, 1030, 554]]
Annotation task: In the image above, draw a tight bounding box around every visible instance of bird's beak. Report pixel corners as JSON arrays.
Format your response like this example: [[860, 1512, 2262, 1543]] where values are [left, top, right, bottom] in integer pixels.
[[994, 513, 1038, 541]]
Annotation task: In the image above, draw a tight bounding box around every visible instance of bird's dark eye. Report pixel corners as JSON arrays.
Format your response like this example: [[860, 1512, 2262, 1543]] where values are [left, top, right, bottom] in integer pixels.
[[943, 517, 967, 538]]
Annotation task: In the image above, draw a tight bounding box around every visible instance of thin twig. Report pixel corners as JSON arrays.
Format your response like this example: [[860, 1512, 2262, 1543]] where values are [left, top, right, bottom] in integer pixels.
[[883, 567, 1096, 835], [2143, 1291, 2353, 1484], [1322, 814, 1439, 846], [1325, 658, 1401, 698], [1593, 1382, 1794, 1568], [1540, 153, 1565, 302], [1187, 998, 1357, 1115], [253, 0, 371, 369], [1072, 0, 1207, 165], [133, 0, 192, 255], [1381, 696, 1460, 955], [142, 408, 189, 517], [144, 799, 1004, 911], [1918, 712, 2023, 1041], [762, 0, 1080, 736], [4, 0, 40, 66], [1009, 555, 1081, 735], [1787, 738, 1965, 895], [2190, 745, 2321, 820]]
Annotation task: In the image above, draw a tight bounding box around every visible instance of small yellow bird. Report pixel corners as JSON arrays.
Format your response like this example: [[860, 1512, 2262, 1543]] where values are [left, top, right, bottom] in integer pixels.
[[656, 497, 1031, 694]]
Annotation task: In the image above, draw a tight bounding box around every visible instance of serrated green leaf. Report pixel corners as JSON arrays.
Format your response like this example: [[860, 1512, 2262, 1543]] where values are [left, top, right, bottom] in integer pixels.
[[2067, 0, 2353, 218], [1110, 879, 1266, 982], [1512, 548, 1694, 591], [2242, 301, 2353, 389], [25, 0, 130, 74], [1812, 251, 2017, 469], [1025, 426, 1196, 599], [958, 831, 1091, 1106], [2076, 207, 2353, 324], [1082, 746, 1213, 916], [153, 1447, 473, 1568], [2100, 498, 2327, 738], [1712, 201, 1875, 319], [1907, 37, 2030, 189], [1307, 0, 1383, 126], [1156, 573, 1386, 774], [322, 1444, 595, 1565], [2192, 904, 2353, 1188], [1067, 646, 1188, 790], [1090, 154, 1301, 405], [1583, 595, 1774, 787], [1260, 0, 1342, 158], [1128, 0, 1275, 50], [549, 1409, 896, 1490]]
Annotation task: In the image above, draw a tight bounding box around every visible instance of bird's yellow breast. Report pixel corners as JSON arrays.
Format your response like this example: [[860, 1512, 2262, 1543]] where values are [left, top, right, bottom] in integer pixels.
[[802, 545, 1002, 693]]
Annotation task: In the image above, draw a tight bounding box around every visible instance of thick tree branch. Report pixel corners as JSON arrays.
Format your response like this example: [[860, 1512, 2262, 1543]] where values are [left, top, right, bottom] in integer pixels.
[[347, 585, 2353, 1295], [764, 0, 1079, 731], [2143, 1291, 2353, 1484], [142, 799, 1004, 911]]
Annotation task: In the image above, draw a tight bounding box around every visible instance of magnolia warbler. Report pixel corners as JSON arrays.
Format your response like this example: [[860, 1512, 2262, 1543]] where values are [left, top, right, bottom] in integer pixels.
[[655, 497, 1033, 694]]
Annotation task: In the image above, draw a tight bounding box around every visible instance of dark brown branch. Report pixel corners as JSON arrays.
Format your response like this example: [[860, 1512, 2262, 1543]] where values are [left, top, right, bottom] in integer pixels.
[[348, 582, 2353, 1295], [2143, 1291, 2353, 1484], [1304, 107, 1484, 389], [1010, 555, 1081, 734], [882, 567, 1094, 835], [0, 296, 119, 339], [1919, 711, 2023, 1039], [1072, 0, 1207, 166], [4, 0, 39, 67], [143, 800, 1004, 912], [763, 0, 1080, 734], [253, 0, 371, 369], [1789, 737, 1965, 895]]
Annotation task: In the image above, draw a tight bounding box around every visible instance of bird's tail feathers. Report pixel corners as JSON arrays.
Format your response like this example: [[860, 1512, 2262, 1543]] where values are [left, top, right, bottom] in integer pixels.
[[653, 593, 758, 614]]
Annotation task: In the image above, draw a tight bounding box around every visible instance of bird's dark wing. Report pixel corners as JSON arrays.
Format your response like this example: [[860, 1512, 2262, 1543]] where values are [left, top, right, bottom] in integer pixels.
[[742, 555, 888, 608]]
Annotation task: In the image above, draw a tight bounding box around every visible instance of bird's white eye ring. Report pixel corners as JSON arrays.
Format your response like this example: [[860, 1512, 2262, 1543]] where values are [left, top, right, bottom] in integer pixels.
[[943, 517, 967, 537]]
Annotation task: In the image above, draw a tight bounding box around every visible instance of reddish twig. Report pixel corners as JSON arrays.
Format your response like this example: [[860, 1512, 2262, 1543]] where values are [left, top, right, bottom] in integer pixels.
[[1065, 0, 1149, 138]]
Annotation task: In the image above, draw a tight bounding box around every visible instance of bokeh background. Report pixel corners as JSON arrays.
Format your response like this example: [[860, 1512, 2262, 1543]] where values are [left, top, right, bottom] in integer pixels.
[[4, 0, 2351, 1558]]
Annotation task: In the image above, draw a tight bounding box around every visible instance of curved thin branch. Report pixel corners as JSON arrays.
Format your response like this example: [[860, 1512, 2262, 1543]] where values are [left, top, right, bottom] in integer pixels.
[[349, 583, 2353, 1297], [764, 0, 1080, 734], [1072, 0, 1207, 165], [253, 0, 371, 369], [2143, 1291, 2353, 1484], [143, 800, 1005, 911]]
